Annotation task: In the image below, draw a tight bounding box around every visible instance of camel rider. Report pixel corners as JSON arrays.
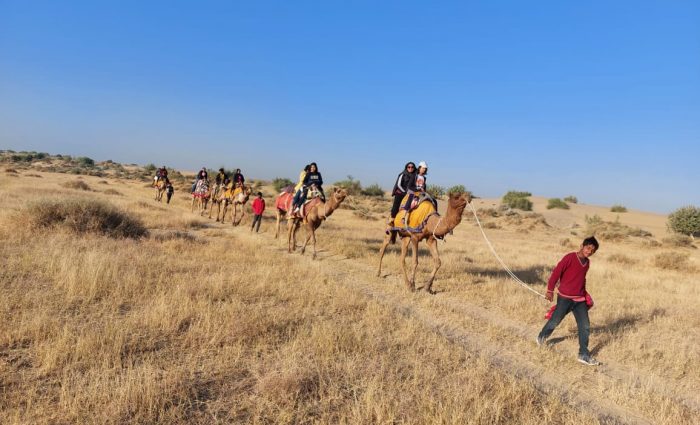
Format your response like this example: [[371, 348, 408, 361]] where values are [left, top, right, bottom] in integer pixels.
[[390, 162, 416, 223], [155, 166, 167, 184], [191, 167, 208, 193], [232, 169, 245, 188], [215, 168, 227, 185], [401, 161, 428, 225], [294, 162, 324, 214], [291, 164, 310, 211]]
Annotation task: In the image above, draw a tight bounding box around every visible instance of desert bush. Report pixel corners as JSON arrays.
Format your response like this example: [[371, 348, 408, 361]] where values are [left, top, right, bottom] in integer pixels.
[[585, 215, 652, 240], [23, 198, 148, 239], [610, 205, 627, 213], [75, 156, 95, 167], [502, 191, 533, 211], [98, 180, 109, 184], [662, 234, 695, 248], [144, 163, 157, 173], [564, 196, 578, 203], [653, 252, 691, 271], [334, 176, 362, 196], [361, 183, 384, 197], [103, 189, 123, 196], [61, 180, 92, 191], [447, 185, 466, 196], [667, 205, 700, 237], [607, 253, 638, 265], [273, 177, 294, 192], [152, 230, 199, 243], [426, 185, 445, 199], [547, 198, 570, 210]]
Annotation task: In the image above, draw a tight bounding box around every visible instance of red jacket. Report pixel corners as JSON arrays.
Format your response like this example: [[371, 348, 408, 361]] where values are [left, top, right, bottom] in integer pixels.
[[547, 252, 590, 301], [251, 198, 265, 215]]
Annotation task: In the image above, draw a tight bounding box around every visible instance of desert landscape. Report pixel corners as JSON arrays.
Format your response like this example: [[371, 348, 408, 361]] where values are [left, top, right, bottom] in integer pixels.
[[0, 153, 698, 424]]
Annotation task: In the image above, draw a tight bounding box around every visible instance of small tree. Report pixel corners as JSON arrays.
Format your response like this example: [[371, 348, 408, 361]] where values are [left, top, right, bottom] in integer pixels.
[[361, 183, 385, 197], [447, 184, 466, 196], [667, 206, 700, 237], [334, 175, 362, 195], [273, 177, 294, 192], [427, 185, 445, 199], [564, 196, 578, 203], [76, 156, 95, 167], [611, 205, 627, 213], [502, 190, 532, 211]]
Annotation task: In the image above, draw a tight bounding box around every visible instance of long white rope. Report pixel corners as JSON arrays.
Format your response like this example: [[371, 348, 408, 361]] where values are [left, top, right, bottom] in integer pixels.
[[467, 202, 547, 300]]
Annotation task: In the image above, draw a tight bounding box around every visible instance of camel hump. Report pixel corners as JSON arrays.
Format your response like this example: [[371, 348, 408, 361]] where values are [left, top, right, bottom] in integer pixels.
[[394, 200, 436, 231], [275, 192, 293, 211]]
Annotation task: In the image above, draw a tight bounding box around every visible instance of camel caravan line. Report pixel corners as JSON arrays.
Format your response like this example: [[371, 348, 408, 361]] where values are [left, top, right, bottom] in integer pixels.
[[152, 171, 474, 295]]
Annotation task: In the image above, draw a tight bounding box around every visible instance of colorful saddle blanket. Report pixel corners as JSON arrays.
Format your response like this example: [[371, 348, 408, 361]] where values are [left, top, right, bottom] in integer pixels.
[[392, 196, 437, 232], [224, 185, 243, 200], [275, 192, 294, 211]]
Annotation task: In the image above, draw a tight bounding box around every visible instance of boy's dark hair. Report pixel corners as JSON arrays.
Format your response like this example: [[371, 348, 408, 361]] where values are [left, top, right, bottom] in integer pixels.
[[257, 192, 263, 197], [582, 236, 599, 250], [304, 164, 311, 172]]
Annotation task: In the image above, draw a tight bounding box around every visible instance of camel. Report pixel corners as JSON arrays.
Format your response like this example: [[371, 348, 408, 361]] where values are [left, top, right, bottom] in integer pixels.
[[191, 180, 210, 216], [287, 187, 348, 259], [207, 183, 226, 220], [273, 189, 295, 239], [153, 179, 166, 202], [220, 185, 252, 226], [377, 191, 472, 294]]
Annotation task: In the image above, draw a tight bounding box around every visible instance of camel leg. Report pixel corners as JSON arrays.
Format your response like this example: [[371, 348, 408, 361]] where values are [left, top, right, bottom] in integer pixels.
[[232, 204, 237, 226], [300, 223, 314, 257], [424, 237, 441, 294], [235, 209, 244, 226], [287, 219, 297, 254], [399, 237, 415, 291], [191, 198, 196, 213], [221, 203, 228, 223], [377, 232, 393, 277], [410, 237, 420, 290], [275, 210, 282, 239]]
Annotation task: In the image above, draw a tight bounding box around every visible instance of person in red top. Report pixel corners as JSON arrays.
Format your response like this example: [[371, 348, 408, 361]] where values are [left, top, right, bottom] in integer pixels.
[[536, 236, 600, 366], [250, 192, 265, 233]]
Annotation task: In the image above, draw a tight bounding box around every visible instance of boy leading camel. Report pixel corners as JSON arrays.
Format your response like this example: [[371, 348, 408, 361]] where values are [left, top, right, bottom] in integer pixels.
[[537, 236, 600, 366]]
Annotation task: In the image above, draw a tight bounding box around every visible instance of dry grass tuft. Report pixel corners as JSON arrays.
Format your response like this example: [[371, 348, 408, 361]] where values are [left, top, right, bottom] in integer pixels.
[[61, 180, 92, 191], [21, 197, 148, 239], [652, 251, 692, 271], [98, 180, 109, 184], [662, 234, 696, 249], [103, 188, 124, 196], [25, 173, 42, 178], [607, 253, 638, 265], [151, 230, 199, 243], [5, 168, 18, 173]]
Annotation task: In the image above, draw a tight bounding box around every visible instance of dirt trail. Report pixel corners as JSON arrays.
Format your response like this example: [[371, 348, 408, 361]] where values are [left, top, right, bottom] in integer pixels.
[[180, 206, 696, 424]]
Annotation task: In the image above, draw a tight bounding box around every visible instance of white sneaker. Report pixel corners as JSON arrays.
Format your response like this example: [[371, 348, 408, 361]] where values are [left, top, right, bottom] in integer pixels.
[[577, 354, 600, 366]]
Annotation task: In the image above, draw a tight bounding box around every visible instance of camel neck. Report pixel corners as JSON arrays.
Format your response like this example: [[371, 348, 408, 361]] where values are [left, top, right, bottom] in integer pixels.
[[430, 203, 465, 236]]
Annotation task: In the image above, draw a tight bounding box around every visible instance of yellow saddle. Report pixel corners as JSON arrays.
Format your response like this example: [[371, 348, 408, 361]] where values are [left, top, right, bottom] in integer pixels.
[[394, 196, 436, 230]]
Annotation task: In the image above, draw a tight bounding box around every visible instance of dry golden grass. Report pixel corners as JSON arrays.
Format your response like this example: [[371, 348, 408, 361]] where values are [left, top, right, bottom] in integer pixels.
[[1, 170, 698, 424]]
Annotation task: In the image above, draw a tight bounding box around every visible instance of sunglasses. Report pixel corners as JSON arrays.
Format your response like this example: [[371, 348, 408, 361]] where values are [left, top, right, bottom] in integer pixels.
[[407, 165, 415, 169]]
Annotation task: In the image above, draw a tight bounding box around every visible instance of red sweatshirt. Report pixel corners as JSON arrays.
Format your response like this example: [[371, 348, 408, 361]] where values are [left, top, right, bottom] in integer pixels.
[[251, 198, 265, 215], [547, 252, 590, 301]]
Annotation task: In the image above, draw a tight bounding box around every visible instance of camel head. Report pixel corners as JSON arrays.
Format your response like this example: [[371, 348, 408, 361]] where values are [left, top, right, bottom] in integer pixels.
[[447, 191, 472, 213], [330, 187, 348, 205]]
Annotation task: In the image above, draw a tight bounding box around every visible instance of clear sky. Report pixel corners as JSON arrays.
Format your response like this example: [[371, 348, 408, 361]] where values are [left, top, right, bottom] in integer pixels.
[[1, 1, 698, 213]]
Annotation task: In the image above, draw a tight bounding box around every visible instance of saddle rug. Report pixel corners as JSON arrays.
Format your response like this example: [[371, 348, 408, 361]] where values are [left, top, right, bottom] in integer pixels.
[[393, 197, 437, 232]]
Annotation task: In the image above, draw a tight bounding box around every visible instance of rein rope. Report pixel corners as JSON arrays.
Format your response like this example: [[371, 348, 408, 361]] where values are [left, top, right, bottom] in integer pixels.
[[467, 202, 547, 300]]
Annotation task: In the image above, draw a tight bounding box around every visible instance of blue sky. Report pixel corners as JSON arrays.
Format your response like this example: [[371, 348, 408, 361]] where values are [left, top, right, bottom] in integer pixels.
[[1, 1, 698, 213]]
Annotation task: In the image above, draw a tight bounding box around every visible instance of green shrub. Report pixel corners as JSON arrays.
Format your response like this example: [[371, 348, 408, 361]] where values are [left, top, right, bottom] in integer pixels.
[[585, 215, 652, 240], [144, 163, 157, 173], [502, 191, 532, 211], [426, 185, 445, 199], [564, 196, 578, 203], [447, 185, 467, 196], [547, 198, 570, 210], [273, 177, 294, 192], [667, 205, 700, 237], [361, 183, 385, 197], [610, 205, 627, 213], [76, 156, 95, 167], [334, 176, 362, 196], [24, 198, 148, 239]]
